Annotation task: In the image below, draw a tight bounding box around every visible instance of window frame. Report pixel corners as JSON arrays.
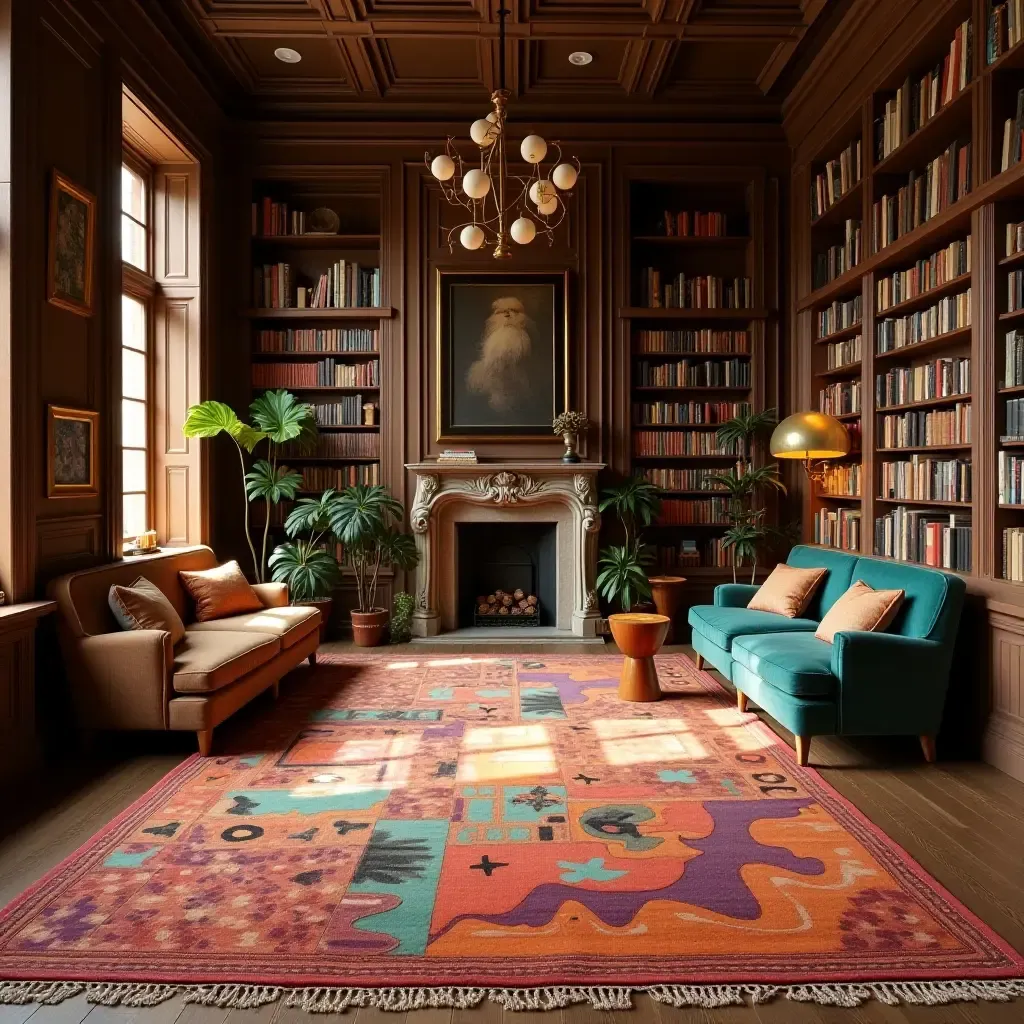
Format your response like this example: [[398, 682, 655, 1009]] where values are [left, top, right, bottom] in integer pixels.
[[120, 147, 156, 548]]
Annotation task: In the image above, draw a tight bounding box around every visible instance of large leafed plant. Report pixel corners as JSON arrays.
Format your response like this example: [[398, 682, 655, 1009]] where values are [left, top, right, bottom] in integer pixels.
[[596, 476, 661, 611]]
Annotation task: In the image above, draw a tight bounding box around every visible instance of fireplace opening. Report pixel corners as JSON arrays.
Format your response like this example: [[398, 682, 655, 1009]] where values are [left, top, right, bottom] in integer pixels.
[[457, 523, 558, 628]]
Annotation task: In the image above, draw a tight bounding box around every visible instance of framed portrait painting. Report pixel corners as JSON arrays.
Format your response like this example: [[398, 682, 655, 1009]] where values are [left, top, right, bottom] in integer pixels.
[[47, 170, 97, 316], [436, 270, 569, 441], [47, 406, 99, 498]]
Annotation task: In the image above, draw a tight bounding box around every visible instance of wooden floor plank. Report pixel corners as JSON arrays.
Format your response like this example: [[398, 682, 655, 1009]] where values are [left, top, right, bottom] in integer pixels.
[[22, 994, 96, 1024]]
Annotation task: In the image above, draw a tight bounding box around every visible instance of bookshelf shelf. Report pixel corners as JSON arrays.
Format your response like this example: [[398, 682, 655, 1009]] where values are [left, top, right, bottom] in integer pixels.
[[879, 443, 973, 452], [876, 272, 973, 317], [631, 351, 752, 360], [631, 422, 728, 430], [817, 493, 863, 502], [243, 308, 395, 320], [810, 181, 863, 231], [619, 307, 770, 321], [814, 322, 863, 344], [631, 235, 751, 247], [816, 361, 863, 378], [798, 264, 864, 312], [251, 234, 381, 250], [834, 412, 862, 422], [317, 425, 380, 432], [876, 393, 971, 413], [999, 503, 1024, 510], [633, 385, 752, 393], [999, 385, 1024, 394], [873, 325, 973, 361], [875, 496, 972, 508], [631, 453, 742, 461], [252, 351, 380, 361], [254, 385, 379, 392], [998, 308, 1024, 323]]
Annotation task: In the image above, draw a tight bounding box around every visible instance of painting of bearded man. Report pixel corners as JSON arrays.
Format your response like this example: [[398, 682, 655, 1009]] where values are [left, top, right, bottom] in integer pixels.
[[437, 271, 568, 440]]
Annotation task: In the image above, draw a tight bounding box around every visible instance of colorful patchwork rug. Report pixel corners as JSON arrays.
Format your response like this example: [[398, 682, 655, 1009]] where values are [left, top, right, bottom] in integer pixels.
[[0, 653, 1021, 1013]]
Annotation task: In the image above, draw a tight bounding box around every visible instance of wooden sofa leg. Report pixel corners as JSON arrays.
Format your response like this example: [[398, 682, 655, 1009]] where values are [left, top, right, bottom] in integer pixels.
[[795, 735, 810, 767], [694, 653, 705, 670], [197, 729, 213, 757], [737, 691, 748, 713], [308, 652, 317, 667], [271, 680, 280, 700], [920, 734, 937, 763]]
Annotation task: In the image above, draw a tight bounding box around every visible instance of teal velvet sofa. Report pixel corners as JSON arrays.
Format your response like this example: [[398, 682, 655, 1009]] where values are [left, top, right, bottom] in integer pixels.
[[687, 545, 966, 766]]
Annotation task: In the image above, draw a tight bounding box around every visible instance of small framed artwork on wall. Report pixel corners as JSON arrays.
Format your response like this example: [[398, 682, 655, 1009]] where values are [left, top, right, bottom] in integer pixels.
[[47, 405, 99, 498], [436, 270, 569, 442], [47, 170, 96, 316]]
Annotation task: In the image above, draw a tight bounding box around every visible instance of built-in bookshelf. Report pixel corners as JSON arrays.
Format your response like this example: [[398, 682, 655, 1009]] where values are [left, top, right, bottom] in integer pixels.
[[622, 174, 774, 576], [793, 0, 1024, 582], [247, 181, 392, 545]]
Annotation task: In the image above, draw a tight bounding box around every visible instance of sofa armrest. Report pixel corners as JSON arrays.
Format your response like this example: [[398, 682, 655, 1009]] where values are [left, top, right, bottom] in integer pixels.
[[714, 584, 759, 608], [831, 631, 949, 736], [252, 582, 289, 608], [76, 630, 173, 731]]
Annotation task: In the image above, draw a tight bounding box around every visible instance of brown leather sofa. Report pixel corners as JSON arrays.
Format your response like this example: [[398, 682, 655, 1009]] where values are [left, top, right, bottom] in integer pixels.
[[50, 546, 321, 755]]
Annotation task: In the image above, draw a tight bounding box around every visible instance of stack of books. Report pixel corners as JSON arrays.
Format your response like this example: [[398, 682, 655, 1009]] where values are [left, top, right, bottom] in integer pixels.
[[438, 449, 478, 465]]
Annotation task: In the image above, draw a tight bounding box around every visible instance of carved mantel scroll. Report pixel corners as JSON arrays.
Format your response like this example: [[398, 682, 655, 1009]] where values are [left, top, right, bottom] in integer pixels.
[[405, 462, 604, 638]]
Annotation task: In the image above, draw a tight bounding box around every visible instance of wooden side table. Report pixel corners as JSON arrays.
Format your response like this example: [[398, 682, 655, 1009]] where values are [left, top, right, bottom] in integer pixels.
[[648, 576, 686, 643], [608, 612, 671, 702]]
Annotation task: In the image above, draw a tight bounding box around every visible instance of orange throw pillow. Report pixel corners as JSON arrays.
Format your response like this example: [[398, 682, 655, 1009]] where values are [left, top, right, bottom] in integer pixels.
[[179, 561, 263, 622], [814, 580, 905, 644], [747, 563, 827, 618]]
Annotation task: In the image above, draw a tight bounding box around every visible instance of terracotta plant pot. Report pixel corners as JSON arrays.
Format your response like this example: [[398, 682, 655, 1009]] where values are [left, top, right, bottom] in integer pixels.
[[351, 608, 389, 648], [647, 576, 687, 643], [297, 597, 333, 642]]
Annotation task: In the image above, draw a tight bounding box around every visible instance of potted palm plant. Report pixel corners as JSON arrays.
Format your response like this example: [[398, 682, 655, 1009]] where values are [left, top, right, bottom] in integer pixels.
[[596, 476, 661, 612], [183, 390, 316, 582], [271, 489, 344, 640], [326, 484, 420, 646]]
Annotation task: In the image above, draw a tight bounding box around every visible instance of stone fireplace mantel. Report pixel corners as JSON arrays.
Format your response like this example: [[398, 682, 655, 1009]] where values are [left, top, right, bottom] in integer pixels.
[[405, 461, 605, 637]]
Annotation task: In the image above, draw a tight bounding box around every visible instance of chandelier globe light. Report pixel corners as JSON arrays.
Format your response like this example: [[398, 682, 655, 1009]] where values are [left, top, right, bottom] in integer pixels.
[[424, 6, 580, 259]]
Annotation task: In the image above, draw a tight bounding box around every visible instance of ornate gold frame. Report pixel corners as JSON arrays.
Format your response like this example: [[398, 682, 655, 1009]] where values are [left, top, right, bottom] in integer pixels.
[[47, 405, 100, 498], [47, 170, 97, 317], [435, 269, 570, 443]]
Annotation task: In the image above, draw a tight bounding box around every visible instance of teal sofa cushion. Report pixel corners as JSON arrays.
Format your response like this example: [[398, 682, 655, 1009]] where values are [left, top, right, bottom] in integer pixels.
[[850, 557, 958, 640], [689, 604, 819, 650], [732, 632, 836, 698], [787, 545, 858, 620]]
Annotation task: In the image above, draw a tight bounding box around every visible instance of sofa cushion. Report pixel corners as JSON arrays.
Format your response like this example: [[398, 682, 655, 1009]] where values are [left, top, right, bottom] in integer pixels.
[[732, 632, 837, 699], [786, 545, 858, 621], [689, 604, 819, 650], [108, 576, 186, 646], [815, 580, 904, 644], [179, 561, 263, 623], [747, 563, 827, 618], [173, 630, 281, 693], [850, 557, 955, 640], [189, 604, 321, 649]]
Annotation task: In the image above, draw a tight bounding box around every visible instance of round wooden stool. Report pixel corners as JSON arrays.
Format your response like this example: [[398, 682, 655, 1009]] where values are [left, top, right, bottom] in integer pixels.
[[608, 612, 671, 702]]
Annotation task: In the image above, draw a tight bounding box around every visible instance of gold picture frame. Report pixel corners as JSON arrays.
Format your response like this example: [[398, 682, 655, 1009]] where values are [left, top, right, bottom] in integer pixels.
[[47, 170, 97, 317], [435, 269, 570, 443], [47, 405, 99, 498]]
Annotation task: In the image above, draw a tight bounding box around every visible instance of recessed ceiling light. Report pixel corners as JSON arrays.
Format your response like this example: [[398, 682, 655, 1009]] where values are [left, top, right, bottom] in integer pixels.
[[568, 51, 593, 66], [274, 47, 302, 64]]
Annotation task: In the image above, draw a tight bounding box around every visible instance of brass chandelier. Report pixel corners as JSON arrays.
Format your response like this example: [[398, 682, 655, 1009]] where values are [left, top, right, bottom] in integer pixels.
[[425, 7, 580, 259]]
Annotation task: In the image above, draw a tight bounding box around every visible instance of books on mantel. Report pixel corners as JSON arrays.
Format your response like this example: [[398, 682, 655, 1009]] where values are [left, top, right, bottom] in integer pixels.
[[438, 449, 478, 465]]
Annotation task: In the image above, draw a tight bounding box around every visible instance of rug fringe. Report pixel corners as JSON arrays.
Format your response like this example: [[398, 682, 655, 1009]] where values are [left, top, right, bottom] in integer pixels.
[[1, 979, 1022, 1011]]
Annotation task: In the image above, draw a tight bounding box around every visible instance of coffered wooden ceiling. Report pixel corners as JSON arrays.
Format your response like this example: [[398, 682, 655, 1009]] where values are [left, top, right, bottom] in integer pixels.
[[161, 0, 834, 120]]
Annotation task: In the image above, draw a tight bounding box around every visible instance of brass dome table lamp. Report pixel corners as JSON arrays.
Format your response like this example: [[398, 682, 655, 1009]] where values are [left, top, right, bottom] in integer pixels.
[[769, 411, 851, 484]]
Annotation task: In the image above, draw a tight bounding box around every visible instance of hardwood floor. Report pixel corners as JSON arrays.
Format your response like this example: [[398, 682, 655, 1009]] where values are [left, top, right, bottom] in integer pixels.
[[1, 644, 1021, 1024]]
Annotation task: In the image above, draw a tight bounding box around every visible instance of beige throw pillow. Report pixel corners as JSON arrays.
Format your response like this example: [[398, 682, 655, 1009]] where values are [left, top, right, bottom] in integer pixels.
[[814, 579, 905, 644], [747, 563, 827, 618], [179, 560, 264, 622], [108, 576, 186, 645]]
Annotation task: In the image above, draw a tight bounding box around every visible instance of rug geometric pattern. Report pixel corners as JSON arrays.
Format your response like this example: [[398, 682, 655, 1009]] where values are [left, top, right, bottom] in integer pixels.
[[0, 653, 1020, 990]]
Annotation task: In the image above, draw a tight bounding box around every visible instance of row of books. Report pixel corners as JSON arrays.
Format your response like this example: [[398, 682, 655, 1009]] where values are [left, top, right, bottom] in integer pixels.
[[1008, 220, 1024, 258], [1005, 329, 1024, 387], [633, 431, 737, 457], [875, 508, 971, 572], [876, 237, 971, 312], [815, 507, 862, 552], [988, 2, 1024, 64], [252, 360, 379, 389], [255, 328, 379, 354], [875, 358, 971, 408], [820, 463, 862, 497], [279, 433, 379, 458], [879, 456, 972, 503], [252, 262, 382, 309], [826, 334, 862, 370], [310, 398, 376, 427], [998, 451, 1024, 505], [640, 467, 732, 491], [818, 295, 862, 339], [639, 271, 752, 310], [1009, 270, 1024, 313], [872, 142, 972, 251], [655, 538, 736, 570], [632, 401, 750, 425], [1005, 397, 1024, 439], [634, 329, 750, 354], [820, 381, 861, 417], [635, 358, 750, 388], [1003, 527, 1024, 582], [300, 464, 380, 490], [657, 211, 730, 237], [876, 290, 971, 353], [879, 403, 972, 449], [251, 199, 342, 238], [810, 139, 862, 220], [1000, 88, 1024, 172], [813, 219, 861, 289], [658, 498, 729, 526]]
